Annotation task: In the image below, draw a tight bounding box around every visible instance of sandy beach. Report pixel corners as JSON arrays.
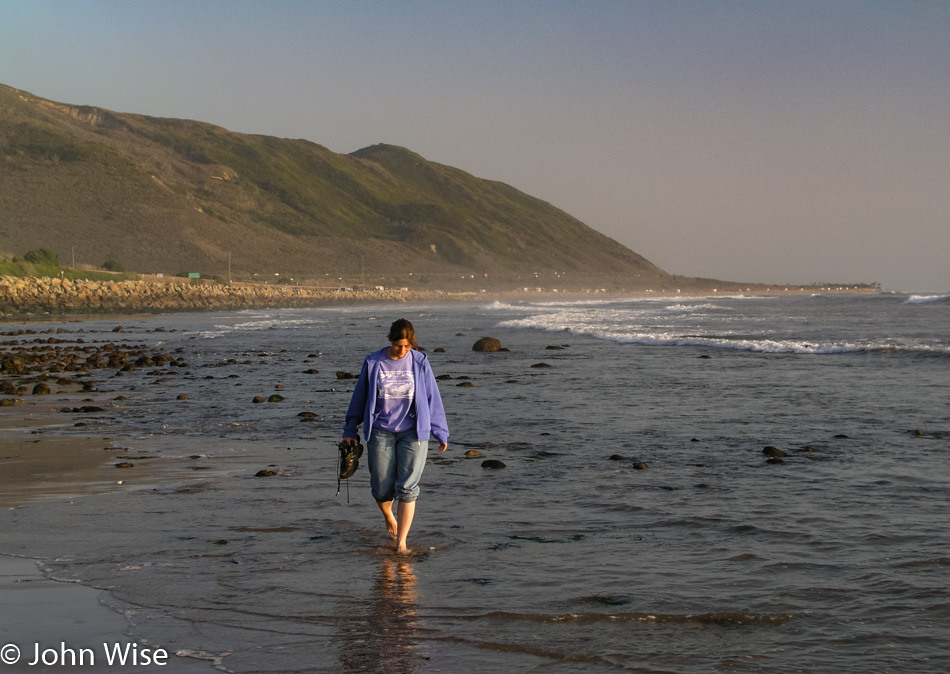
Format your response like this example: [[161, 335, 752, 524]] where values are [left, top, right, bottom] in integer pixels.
[[1, 555, 217, 673], [1, 294, 947, 672], [0, 423, 113, 509], [0, 404, 219, 672], [0, 406, 219, 510]]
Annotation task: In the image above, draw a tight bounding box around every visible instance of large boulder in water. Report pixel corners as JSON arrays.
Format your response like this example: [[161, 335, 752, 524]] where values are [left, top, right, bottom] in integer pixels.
[[473, 337, 502, 352], [481, 459, 507, 469]]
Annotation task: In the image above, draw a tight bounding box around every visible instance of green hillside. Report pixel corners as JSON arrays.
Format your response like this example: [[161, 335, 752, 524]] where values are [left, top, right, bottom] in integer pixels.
[[0, 83, 675, 291]]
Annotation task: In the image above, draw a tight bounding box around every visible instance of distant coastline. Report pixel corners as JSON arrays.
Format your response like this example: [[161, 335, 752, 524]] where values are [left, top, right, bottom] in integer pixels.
[[0, 274, 881, 317]]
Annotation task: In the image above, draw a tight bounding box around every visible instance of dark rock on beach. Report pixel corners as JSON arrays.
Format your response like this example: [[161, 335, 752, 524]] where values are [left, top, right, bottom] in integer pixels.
[[464, 449, 483, 458], [472, 337, 502, 352], [255, 469, 277, 477], [481, 459, 507, 469], [762, 446, 787, 457], [336, 371, 357, 379], [530, 362, 552, 368]]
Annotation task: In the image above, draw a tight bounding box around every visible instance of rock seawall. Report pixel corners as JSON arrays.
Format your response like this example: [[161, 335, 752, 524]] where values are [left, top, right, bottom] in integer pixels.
[[0, 276, 435, 314]]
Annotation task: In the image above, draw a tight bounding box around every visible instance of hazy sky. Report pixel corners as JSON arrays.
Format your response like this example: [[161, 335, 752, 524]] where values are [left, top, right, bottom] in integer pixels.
[[2, 0, 948, 291]]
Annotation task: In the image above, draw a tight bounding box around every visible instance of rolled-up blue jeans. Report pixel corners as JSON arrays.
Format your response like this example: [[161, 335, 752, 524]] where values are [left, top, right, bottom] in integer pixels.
[[366, 428, 428, 503]]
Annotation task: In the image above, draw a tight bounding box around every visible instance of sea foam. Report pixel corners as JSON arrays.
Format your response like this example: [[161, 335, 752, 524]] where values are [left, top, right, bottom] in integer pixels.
[[496, 299, 950, 355], [903, 294, 949, 305]]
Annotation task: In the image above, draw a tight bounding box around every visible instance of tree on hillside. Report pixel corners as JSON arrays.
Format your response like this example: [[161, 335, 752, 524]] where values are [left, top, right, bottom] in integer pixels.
[[24, 248, 60, 266], [102, 259, 125, 272]]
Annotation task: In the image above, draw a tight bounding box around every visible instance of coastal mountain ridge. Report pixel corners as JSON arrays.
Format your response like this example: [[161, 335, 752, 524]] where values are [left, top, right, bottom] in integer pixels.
[[2, 83, 735, 291]]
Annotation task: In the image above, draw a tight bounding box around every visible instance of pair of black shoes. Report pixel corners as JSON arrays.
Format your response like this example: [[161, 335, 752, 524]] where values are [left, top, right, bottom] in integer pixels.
[[338, 438, 364, 480]]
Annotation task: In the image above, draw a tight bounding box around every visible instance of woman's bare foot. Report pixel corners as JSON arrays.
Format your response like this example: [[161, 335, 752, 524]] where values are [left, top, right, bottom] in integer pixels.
[[395, 500, 416, 555], [377, 500, 398, 537], [384, 513, 398, 537]]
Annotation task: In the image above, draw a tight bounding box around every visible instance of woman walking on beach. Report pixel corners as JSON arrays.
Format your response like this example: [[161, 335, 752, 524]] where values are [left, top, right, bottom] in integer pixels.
[[342, 318, 449, 554]]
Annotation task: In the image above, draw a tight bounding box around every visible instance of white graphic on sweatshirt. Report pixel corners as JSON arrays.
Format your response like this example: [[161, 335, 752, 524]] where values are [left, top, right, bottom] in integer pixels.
[[379, 370, 414, 399]]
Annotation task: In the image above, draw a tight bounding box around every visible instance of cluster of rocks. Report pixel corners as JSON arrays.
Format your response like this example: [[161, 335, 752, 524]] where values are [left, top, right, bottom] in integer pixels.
[[252, 394, 285, 404], [0, 326, 184, 405], [760, 436, 856, 464], [0, 276, 433, 314]]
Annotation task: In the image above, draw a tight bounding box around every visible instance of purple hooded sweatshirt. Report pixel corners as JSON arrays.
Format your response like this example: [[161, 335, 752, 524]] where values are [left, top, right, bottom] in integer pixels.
[[343, 347, 449, 445]]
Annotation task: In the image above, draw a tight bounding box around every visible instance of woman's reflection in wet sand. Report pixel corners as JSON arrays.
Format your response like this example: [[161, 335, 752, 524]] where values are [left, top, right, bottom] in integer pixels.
[[339, 555, 426, 673]]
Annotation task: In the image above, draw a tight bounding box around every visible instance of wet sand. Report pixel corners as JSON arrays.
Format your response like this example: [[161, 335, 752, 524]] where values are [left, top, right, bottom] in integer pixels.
[[0, 407, 218, 672], [0, 409, 199, 510], [0, 431, 114, 510], [0, 555, 217, 672]]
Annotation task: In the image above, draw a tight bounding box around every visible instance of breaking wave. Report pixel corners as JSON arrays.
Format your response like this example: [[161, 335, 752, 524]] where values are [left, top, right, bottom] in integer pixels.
[[663, 303, 722, 314], [496, 307, 950, 355], [903, 295, 949, 305]]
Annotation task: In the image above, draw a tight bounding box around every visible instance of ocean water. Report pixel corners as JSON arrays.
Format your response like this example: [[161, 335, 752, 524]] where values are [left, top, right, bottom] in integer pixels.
[[2, 292, 949, 673]]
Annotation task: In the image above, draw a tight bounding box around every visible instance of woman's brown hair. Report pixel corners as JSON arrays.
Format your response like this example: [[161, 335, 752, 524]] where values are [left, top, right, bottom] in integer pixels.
[[388, 318, 418, 349]]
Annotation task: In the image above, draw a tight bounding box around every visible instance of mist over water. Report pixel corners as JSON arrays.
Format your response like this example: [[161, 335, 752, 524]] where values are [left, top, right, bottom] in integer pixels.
[[2, 293, 949, 672]]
